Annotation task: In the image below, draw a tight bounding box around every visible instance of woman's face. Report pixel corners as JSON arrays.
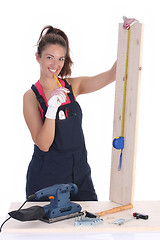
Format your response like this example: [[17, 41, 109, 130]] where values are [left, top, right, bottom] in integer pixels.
[[36, 44, 66, 79]]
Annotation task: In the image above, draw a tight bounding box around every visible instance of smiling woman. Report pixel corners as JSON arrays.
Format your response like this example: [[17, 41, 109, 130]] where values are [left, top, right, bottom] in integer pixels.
[[35, 45, 66, 82], [36, 25, 73, 78], [23, 25, 116, 201]]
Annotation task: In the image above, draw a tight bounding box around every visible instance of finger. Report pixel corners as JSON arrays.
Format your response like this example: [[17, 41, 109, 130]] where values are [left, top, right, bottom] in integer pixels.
[[58, 94, 66, 103], [60, 87, 70, 93], [57, 95, 66, 103], [50, 87, 70, 97]]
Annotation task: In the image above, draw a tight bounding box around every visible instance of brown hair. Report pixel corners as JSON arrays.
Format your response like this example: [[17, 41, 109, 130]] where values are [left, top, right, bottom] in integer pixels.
[[37, 25, 73, 78]]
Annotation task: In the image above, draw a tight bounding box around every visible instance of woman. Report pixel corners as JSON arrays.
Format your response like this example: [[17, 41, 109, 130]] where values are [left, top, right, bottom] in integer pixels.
[[23, 25, 116, 201]]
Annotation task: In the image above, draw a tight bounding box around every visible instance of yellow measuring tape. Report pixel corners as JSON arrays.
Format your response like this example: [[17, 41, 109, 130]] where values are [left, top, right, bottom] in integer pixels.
[[121, 28, 130, 137], [113, 27, 131, 171]]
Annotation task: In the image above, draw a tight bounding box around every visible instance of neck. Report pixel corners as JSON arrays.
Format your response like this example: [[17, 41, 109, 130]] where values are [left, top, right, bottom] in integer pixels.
[[39, 76, 60, 90]]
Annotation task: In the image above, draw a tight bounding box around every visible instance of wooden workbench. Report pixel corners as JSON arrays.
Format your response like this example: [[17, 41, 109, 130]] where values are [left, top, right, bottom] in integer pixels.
[[2, 201, 160, 234]]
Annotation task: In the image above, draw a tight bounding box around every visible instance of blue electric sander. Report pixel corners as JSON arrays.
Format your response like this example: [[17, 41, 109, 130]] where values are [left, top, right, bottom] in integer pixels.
[[8, 183, 82, 223]]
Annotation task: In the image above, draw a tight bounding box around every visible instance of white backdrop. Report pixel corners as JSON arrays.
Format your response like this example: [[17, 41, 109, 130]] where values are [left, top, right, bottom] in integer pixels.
[[0, 0, 160, 224]]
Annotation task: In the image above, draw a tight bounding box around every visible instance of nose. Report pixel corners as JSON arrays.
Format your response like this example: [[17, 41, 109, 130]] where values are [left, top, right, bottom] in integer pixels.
[[50, 59, 58, 69]]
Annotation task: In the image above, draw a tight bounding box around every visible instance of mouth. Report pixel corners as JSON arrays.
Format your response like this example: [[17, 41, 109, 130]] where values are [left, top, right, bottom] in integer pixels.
[[48, 68, 57, 74]]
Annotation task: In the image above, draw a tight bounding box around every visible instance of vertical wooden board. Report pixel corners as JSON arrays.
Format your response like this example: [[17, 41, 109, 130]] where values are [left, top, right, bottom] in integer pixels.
[[109, 23, 144, 205]]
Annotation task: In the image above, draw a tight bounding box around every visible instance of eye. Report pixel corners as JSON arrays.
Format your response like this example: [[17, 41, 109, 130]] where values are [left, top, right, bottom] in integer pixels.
[[59, 57, 65, 62], [47, 56, 53, 60]]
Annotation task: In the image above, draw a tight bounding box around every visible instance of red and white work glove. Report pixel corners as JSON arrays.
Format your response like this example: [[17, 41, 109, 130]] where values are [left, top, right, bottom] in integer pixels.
[[45, 87, 70, 120]]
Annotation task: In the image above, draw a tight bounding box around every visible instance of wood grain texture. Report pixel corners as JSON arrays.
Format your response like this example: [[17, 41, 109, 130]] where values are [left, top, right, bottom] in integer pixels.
[[109, 23, 144, 205]]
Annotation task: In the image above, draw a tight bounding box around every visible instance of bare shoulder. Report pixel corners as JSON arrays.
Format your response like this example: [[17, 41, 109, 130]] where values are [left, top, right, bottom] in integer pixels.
[[23, 88, 43, 141], [65, 77, 74, 86], [66, 77, 83, 97], [23, 89, 36, 102], [23, 88, 39, 118], [23, 88, 39, 110], [66, 76, 90, 96]]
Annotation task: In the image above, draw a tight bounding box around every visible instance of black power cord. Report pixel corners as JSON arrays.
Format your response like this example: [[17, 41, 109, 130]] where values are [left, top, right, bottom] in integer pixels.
[[0, 194, 36, 233]]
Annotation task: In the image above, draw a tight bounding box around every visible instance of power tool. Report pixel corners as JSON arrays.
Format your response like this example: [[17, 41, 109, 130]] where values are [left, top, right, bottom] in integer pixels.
[[33, 183, 82, 223], [7, 183, 82, 224]]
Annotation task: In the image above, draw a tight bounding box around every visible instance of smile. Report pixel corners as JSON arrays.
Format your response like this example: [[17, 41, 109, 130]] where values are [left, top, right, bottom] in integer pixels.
[[48, 68, 57, 73]]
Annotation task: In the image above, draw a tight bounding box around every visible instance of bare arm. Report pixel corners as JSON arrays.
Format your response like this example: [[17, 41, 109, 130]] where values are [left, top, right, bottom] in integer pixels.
[[68, 61, 116, 97], [23, 89, 55, 152]]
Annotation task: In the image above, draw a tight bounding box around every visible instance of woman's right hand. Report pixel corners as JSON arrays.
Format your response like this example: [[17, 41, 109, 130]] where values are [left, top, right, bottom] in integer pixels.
[[23, 87, 70, 151], [45, 87, 70, 119]]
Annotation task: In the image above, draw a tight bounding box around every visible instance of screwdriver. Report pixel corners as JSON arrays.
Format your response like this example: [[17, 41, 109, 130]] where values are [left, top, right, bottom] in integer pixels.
[[114, 212, 149, 225]]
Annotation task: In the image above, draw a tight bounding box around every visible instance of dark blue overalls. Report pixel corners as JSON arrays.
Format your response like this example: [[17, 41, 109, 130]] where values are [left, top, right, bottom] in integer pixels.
[[26, 79, 98, 201]]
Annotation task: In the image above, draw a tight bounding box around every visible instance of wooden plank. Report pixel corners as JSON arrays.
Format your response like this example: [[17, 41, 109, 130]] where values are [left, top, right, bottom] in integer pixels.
[[3, 201, 160, 233], [109, 22, 144, 205]]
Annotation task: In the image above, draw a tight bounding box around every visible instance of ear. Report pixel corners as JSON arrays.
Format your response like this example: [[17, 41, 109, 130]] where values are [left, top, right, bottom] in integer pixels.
[[35, 52, 40, 63]]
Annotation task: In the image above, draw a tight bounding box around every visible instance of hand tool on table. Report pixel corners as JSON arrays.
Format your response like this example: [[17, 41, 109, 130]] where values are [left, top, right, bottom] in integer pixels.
[[75, 212, 103, 227], [74, 203, 133, 226], [96, 203, 133, 217], [114, 212, 149, 225]]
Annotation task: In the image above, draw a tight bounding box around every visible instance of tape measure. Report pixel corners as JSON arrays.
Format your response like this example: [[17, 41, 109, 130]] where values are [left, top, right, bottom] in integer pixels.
[[113, 27, 131, 171]]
